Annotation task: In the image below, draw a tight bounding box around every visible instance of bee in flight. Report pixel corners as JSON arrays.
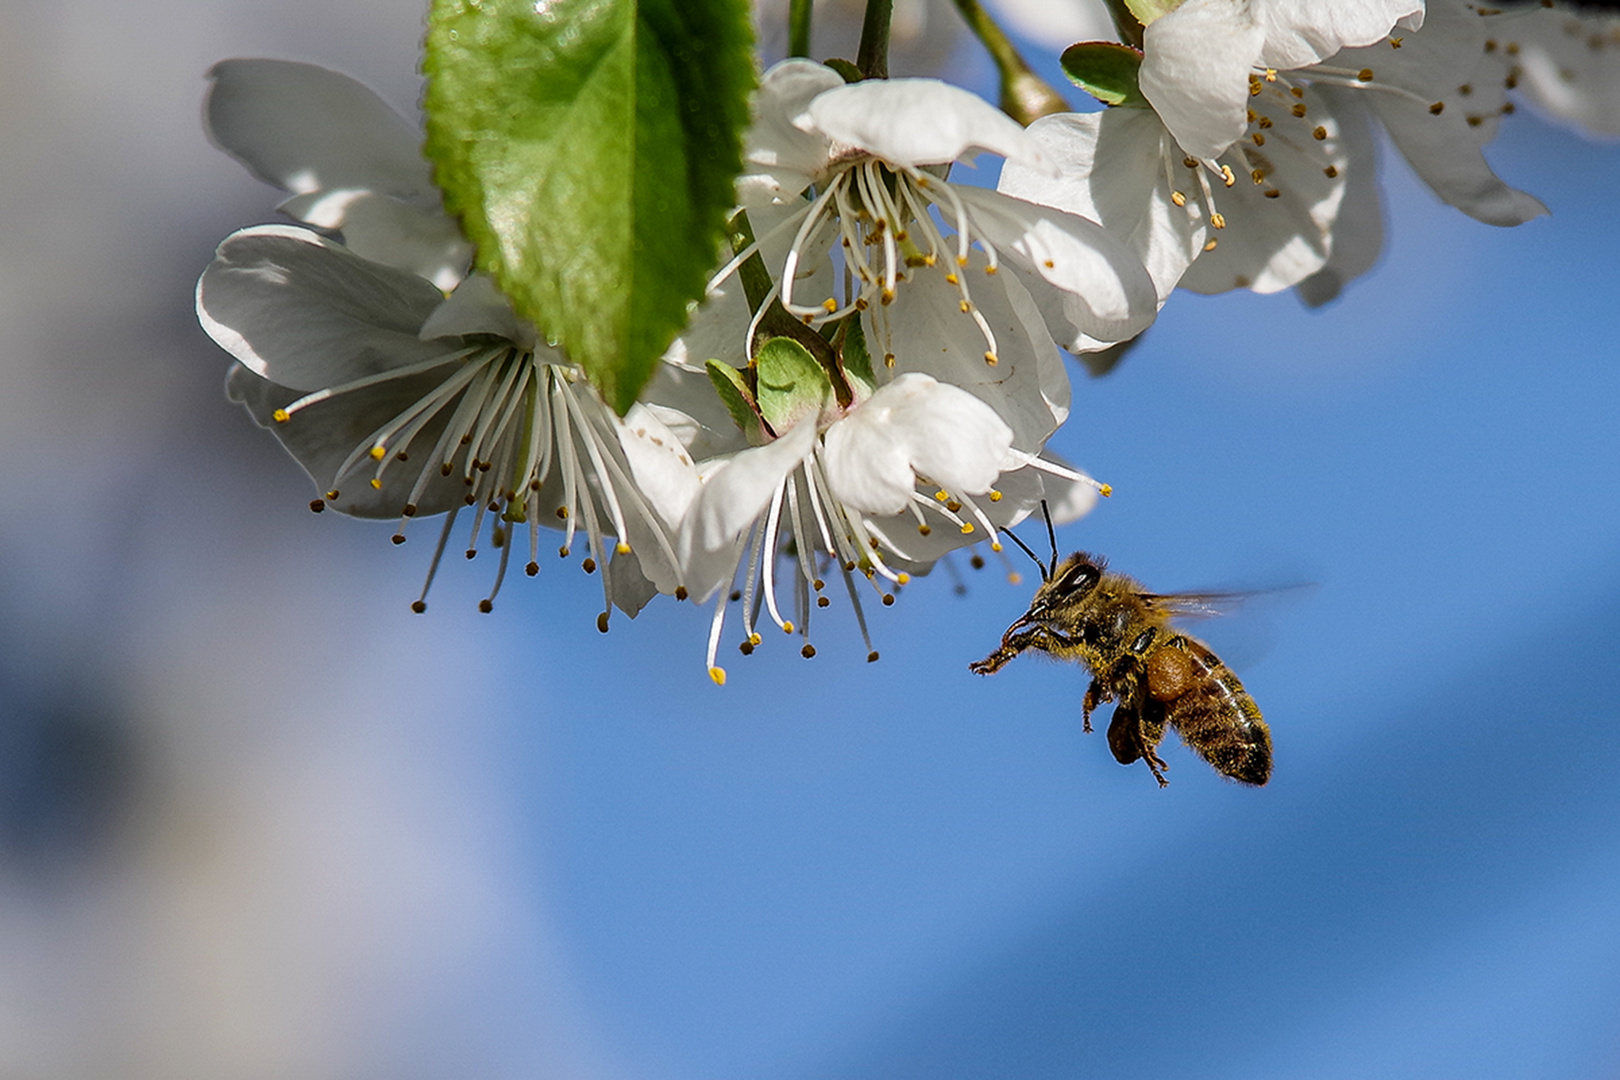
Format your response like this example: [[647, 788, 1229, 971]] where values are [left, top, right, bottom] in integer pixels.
[[970, 539, 1272, 787]]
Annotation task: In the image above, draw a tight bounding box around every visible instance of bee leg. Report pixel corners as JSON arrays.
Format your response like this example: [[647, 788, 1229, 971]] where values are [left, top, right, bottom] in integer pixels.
[[1143, 749, 1170, 788], [969, 626, 1076, 675], [1082, 678, 1110, 733]]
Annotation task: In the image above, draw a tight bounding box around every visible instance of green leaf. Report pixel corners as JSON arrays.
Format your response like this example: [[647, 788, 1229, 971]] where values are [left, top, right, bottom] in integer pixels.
[[423, 0, 755, 414], [705, 358, 762, 437], [1123, 0, 1182, 27], [754, 337, 831, 436], [1060, 42, 1149, 108]]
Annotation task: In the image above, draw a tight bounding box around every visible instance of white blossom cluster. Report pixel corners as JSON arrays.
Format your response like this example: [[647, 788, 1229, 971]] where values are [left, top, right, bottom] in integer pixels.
[[195, 0, 1615, 682]]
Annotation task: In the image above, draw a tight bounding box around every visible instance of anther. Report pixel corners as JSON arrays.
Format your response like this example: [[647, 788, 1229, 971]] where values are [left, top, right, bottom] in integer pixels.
[[369, 445, 387, 461], [616, 542, 631, 555], [1171, 191, 1187, 207], [897, 573, 911, 585], [970, 555, 985, 569], [1263, 189, 1280, 199], [1291, 103, 1307, 117], [560, 545, 571, 557], [739, 640, 754, 655], [597, 612, 610, 633], [958, 300, 971, 314], [749, 632, 762, 646], [989, 490, 1002, 502], [1099, 484, 1113, 497], [812, 579, 825, 590], [556, 507, 568, 519], [370, 478, 382, 490], [881, 594, 895, 606], [465, 548, 477, 560], [325, 490, 340, 501], [675, 586, 689, 600], [984, 351, 998, 366], [309, 499, 326, 513], [582, 557, 597, 574], [391, 534, 406, 545], [918, 524, 932, 536], [946, 500, 962, 512], [867, 651, 879, 663], [1357, 68, 1374, 81], [1323, 165, 1339, 178], [781, 621, 795, 634], [1204, 239, 1219, 251], [480, 599, 494, 613], [402, 504, 418, 516], [709, 666, 727, 686], [1252, 132, 1267, 146], [1210, 213, 1227, 229], [526, 561, 540, 576], [411, 600, 427, 613], [944, 273, 959, 285], [960, 523, 975, 534], [1220, 165, 1236, 187], [801, 644, 816, 659], [1429, 102, 1445, 115], [817, 596, 830, 608], [1313, 125, 1329, 140], [272, 409, 290, 423]]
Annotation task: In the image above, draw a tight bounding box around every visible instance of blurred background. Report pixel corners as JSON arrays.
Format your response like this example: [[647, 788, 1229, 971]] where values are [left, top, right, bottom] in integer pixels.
[[1, 1, 1617, 1077]]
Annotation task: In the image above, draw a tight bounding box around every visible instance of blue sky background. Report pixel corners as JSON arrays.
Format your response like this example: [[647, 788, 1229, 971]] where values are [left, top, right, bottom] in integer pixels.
[[1, 2, 1617, 1077]]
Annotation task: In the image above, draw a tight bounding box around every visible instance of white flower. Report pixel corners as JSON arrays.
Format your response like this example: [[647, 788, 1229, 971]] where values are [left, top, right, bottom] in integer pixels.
[[197, 224, 682, 621], [1317, 0, 1545, 227], [1137, 0, 1425, 161], [734, 60, 1160, 360], [206, 58, 471, 290]]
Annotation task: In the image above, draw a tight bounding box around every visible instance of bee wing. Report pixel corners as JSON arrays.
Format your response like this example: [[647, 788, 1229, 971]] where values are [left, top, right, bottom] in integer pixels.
[[1137, 590, 1260, 620]]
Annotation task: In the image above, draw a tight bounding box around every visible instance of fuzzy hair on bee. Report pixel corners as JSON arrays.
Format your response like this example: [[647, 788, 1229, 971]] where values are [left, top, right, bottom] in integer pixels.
[[970, 549, 1272, 787]]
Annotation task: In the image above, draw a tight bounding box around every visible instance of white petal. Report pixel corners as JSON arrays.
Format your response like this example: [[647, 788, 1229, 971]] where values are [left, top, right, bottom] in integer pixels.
[[872, 257, 1066, 453], [420, 273, 540, 350], [824, 373, 1014, 515], [741, 59, 847, 200], [1514, 6, 1620, 139], [1140, 0, 1268, 160], [616, 403, 703, 531], [953, 184, 1161, 348], [206, 59, 435, 202], [278, 189, 470, 290], [1254, 0, 1423, 70], [683, 417, 819, 557], [1294, 86, 1384, 306], [802, 78, 1057, 173], [197, 225, 450, 391], [1001, 110, 1208, 303]]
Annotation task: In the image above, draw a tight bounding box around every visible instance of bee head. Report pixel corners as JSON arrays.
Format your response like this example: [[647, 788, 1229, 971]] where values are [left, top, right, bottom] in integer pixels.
[[1021, 552, 1105, 623]]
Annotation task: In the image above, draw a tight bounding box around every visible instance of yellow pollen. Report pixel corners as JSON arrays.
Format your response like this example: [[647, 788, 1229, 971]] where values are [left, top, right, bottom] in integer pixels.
[[897, 573, 911, 585], [881, 289, 895, 305], [944, 273, 959, 285], [984, 351, 998, 366], [272, 409, 290, 424], [1220, 164, 1236, 187], [946, 500, 962, 512], [1313, 125, 1329, 140], [1324, 165, 1339, 178], [1358, 68, 1374, 81], [1204, 239, 1218, 251], [991, 541, 1003, 553], [959, 300, 971, 314], [369, 445, 387, 461], [781, 621, 795, 634], [1291, 103, 1307, 118], [616, 542, 631, 555], [960, 523, 975, 534], [1099, 483, 1113, 497], [1290, 86, 1305, 99], [1171, 191, 1187, 207], [325, 489, 340, 500], [1390, 36, 1404, 48], [1183, 156, 1198, 169], [1248, 81, 1262, 97], [1252, 132, 1267, 147], [822, 298, 838, 313], [369, 478, 382, 489], [1251, 168, 1266, 184], [956, 254, 969, 267], [1007, 571, 1022, 585], [923, 253, 937, 267], [855, 297, 869, 310], [984, 265, 997, 276], [884, 352, 895, 367], [1429, 101, 1445, 115], [935, 490, 949, 502], [1257, 115, 1273, 129], [709, 666, 727, 686], [749, 632, 762, 646], [1210, 213, 1227, 230], [1264, 68, 1277, 82], [989, 491, 1003, 503], [918, 523, 932, 536]]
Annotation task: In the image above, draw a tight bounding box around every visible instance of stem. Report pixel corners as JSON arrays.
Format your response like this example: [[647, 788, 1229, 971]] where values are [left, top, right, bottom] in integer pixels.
[[1101, 0, 1146, 51], [949, 0, 1069, 125], [856, 0, 892, 80], [725, 211, 840, 374], [788, 0, 812, 59]]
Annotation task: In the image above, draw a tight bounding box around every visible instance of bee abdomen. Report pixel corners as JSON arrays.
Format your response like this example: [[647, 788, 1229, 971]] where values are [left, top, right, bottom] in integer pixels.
[[1154, 638, 1273, 786]]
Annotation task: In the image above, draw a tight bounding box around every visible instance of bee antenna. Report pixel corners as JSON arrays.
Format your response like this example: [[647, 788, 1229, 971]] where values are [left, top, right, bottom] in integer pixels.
[[1040, 499, 1058, 579], [999, 526, 1048, 580]]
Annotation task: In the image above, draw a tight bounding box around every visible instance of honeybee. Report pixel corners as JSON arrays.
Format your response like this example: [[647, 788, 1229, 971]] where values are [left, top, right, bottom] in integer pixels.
[[970, 551, 1271, 787]]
